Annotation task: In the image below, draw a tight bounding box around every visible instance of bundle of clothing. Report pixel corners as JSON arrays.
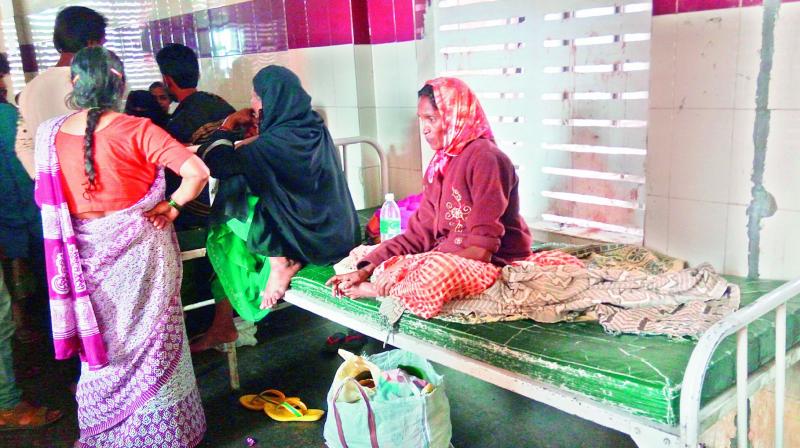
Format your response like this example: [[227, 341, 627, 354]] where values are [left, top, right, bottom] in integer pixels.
[[335, 244, 740, 338]]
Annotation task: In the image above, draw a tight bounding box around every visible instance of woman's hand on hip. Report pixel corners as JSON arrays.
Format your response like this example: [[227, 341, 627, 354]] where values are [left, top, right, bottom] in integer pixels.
[[143, 201, 180, 230]]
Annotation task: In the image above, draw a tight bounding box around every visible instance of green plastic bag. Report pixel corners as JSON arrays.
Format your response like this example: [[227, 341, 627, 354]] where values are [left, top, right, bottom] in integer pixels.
[[324, 349, 452, 448]]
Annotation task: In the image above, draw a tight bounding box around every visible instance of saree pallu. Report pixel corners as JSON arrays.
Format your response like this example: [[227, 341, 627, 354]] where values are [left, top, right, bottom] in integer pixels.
[[73, 171, 205, 447]]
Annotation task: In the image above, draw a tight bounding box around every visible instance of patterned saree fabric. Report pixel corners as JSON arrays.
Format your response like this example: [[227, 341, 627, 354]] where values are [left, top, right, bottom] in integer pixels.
[[34, 113, 107, 369], [35, 115, 205, 447], [376, 252, 501, 319], [379, 250, 585, 319], [423, 77, 494, 183], [336, 247, 584, 320]]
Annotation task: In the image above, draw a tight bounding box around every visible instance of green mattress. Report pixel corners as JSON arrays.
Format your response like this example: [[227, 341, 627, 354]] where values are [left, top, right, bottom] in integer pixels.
[[291, 249, 800, 426]]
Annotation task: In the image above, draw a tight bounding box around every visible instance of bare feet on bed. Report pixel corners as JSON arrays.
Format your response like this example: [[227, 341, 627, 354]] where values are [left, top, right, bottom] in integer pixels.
[[190, 299, 239, 353], [339, 281, 378, 299], [260, 257, 303, 309]]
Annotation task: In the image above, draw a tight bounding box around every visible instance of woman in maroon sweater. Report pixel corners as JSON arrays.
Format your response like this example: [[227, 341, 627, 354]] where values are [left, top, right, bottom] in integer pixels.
[[327, 77, 533, 318]]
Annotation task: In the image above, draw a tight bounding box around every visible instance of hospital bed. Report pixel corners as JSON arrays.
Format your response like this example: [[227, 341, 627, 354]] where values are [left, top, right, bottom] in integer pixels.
[[185, 136, 800, 447]]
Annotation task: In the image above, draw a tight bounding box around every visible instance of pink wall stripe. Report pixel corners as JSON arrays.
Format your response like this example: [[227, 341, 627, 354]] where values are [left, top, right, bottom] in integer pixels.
[[141, 0, 422, 56], [367, 0, 397, 44], [655, 0, 800, 15], [678, 0, 740, 13], [351, 0, 371, 44], [306, 0, 332, 47], [394, 0, 415, 41], [652, 0, 678, 15], [330, 0, 355, 45], [284, 0, 310, 49]]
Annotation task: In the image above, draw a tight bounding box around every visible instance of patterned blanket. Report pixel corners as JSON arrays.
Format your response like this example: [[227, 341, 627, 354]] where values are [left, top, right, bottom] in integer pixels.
[[338, 243, 739, 338], [438, 261, 740, 338]]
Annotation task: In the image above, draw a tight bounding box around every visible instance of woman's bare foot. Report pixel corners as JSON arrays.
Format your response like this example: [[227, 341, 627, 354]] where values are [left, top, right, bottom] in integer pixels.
[[340, 281, 378, 299], [260, 257, 303, 309], [190, 299, 239, 353]]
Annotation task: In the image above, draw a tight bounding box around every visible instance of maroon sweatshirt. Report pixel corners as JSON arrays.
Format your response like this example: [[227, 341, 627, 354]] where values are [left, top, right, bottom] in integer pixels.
[[360, 138, 532, 268]]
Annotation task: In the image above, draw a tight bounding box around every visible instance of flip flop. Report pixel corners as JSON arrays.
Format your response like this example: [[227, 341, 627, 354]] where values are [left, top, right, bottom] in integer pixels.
[[239, 389, 299, 411], [0, 403, 63, 431], [265, 397, 325, 422]]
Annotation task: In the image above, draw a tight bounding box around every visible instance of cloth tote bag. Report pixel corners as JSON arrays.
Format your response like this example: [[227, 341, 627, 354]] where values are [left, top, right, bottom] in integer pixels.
[[324, 349, 452, 448]]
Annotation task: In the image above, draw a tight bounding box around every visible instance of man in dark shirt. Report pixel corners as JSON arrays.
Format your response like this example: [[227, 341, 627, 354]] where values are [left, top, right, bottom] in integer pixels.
[[156, 44, 239, 351], [156, 43, 235, 229]]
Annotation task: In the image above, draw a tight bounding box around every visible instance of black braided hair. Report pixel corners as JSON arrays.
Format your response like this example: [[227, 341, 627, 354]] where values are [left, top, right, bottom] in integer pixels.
[[67, 46, 126, 195], [82, 107, 104, 191]]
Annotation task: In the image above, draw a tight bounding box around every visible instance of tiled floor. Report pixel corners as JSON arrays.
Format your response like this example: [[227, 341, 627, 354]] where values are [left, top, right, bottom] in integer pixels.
[[3, 306, 636, 448]]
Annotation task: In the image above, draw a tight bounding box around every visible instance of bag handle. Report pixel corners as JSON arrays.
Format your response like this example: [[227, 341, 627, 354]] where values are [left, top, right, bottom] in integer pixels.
[[332, 377, 379, 448]]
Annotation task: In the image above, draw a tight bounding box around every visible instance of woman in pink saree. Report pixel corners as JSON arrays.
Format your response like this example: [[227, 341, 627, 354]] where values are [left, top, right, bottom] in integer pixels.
[[34, 47, 209, 447]]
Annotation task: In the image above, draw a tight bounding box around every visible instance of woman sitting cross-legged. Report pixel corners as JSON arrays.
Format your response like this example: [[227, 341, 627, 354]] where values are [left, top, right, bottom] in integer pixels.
[[192, 65, 360, 348], [327, 77, 533, 319]]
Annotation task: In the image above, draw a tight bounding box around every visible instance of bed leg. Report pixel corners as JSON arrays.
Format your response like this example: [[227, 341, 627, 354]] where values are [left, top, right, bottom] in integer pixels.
[[224, 342, 240, 390]]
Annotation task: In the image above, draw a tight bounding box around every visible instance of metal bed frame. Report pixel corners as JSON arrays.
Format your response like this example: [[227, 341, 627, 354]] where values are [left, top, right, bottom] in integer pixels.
[[186, 136, 798, 446], [285, 275, 800, 447]]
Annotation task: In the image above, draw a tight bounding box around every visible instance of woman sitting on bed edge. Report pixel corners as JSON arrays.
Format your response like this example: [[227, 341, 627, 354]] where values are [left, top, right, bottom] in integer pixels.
[[327, 77, 534, 319], [193, 66, 360, 348]]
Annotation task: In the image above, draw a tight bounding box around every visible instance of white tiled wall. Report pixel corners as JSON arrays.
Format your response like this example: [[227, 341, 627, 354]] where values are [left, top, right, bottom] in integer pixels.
[[645, 3, 800, 280], [354, 40, 425, 203]]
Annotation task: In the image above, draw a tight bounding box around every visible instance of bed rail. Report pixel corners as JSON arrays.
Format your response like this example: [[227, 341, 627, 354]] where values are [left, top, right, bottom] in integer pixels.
[[680, 277, 800, 447], [333, 136, 390, 198]]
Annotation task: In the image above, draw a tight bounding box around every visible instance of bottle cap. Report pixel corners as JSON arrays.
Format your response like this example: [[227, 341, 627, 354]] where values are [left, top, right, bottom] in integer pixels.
[[384, 193, 395, 201]]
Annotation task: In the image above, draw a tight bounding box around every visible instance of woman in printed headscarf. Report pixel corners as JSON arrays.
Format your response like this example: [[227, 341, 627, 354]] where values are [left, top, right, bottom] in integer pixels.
[[192, 65, 359, 351], [327, 77, 533, 319]]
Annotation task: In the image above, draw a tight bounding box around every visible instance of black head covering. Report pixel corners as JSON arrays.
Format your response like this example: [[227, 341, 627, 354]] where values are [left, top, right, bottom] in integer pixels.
[[246, 66, 328, 192], [211, 65, 360, 265], [124, 90, 169, 128]]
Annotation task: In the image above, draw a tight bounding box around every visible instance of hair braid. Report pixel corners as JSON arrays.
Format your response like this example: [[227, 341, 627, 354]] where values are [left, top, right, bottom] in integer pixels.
[[68, 46, 126, 195], [83, 107, 105, 192]]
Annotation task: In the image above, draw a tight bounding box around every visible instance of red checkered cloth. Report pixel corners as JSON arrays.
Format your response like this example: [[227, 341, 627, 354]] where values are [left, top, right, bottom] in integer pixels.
[[376, 252, 500, 319], [374, 249, 584, 319]]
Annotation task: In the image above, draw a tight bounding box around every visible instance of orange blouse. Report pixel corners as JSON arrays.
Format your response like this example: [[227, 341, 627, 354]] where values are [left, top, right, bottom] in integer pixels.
[[55, 114, 194, 214]]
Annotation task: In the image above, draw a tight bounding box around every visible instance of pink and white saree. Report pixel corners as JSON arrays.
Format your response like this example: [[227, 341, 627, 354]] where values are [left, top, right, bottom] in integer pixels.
[[34, 114, 206, 447]]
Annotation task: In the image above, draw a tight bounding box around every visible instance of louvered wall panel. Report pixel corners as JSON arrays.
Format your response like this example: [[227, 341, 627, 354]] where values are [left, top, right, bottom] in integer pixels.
[[433, 0, 651, 242]]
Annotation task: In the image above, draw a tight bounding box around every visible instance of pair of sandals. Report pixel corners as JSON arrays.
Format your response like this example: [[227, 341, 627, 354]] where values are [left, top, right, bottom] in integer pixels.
[[0, 402, 63, 432], [324, 330, 367, 354], [239, 389, 324, 422]]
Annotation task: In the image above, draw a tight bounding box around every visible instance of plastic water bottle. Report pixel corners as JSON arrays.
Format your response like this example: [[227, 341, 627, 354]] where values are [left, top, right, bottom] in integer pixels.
[[380, 193, 402, 241]]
